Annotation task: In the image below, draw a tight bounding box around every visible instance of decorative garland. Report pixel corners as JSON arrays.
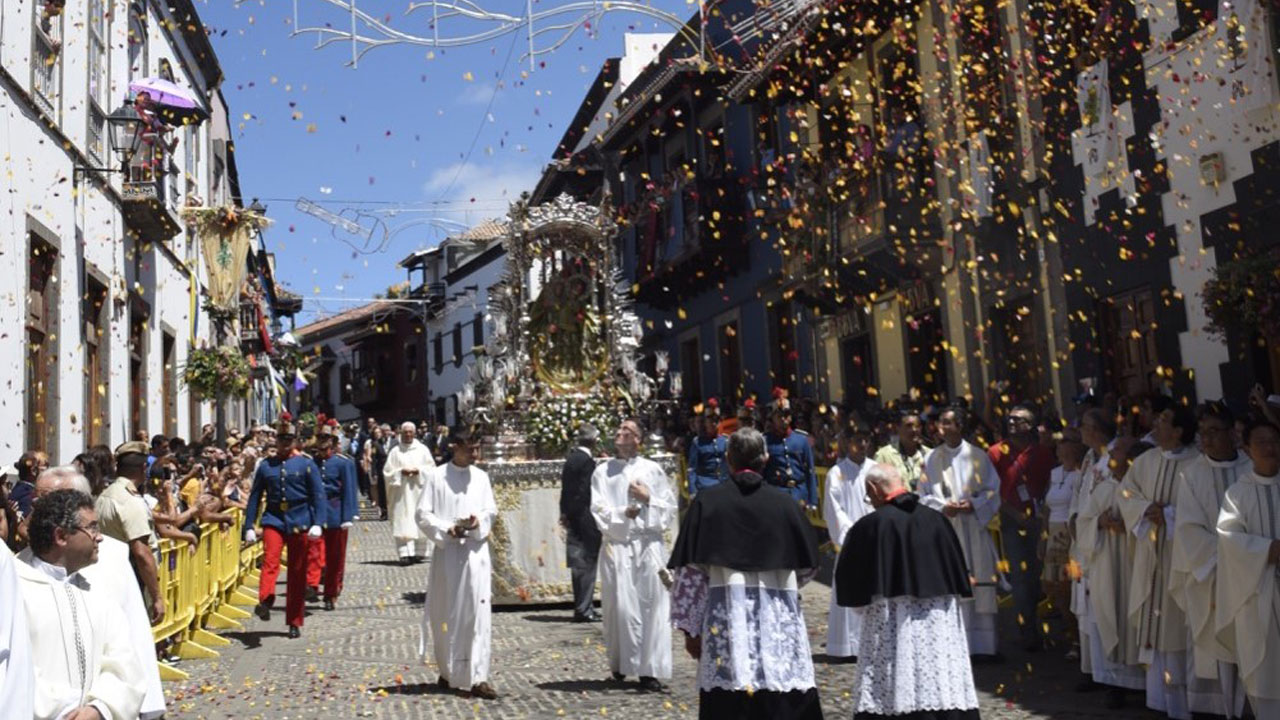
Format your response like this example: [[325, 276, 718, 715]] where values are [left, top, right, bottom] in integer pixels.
[[182, 346, 252, 400], [182, 205, 272, 237]]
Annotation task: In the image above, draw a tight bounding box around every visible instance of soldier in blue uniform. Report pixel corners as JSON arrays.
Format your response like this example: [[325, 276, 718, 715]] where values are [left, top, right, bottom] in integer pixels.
[[245, 420, 324, 638], [314, 433, 359, 611], [686, 399, 728, 496], [762, 391, 819, 509]]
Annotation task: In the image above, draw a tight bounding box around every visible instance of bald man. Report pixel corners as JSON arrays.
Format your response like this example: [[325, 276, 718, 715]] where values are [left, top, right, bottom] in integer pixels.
[[23, 467, 166, 719], [383, 421, 436, 564]]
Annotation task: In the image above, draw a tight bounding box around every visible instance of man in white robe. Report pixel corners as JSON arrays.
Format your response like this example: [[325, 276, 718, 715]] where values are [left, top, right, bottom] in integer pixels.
[[591, 418, 677, 691], [1216, 420, 1280, 719], [1069, 407, 1119, 684], [823, 426, 872, 659], [415, 428, 499, 699], [1076, 435, 1145, 708], [385, 421, 436, 564], [22, 466, 166, 719], [1170, 403, 1248, 718], [1117, 404, 1200, 719], [18, 489, 144, 720], [0, 540, 33, 720], [919, 406, 1002, 658]]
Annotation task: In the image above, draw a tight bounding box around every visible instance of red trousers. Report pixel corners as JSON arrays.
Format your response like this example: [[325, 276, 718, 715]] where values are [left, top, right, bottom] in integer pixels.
[[259, 527, 308, 627], [306, 535, 326, 588], [322, 528, 348, 601]]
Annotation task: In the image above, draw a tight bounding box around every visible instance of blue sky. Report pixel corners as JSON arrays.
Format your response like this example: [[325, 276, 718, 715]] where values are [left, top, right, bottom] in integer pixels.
[[199, 0, 690, 323]]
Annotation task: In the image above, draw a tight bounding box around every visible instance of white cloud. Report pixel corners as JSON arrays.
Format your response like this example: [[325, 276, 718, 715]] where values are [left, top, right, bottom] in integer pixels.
[[421, 159, 545, 226], [456, 83, 497, 106]]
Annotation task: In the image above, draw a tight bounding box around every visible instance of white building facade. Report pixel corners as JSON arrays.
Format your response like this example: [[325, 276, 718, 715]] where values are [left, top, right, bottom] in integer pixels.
[[0, 0, 243, 460]]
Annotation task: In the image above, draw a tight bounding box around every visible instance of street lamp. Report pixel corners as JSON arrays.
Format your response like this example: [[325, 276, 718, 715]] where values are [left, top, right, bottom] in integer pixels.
[[74, 100, 145, 182]]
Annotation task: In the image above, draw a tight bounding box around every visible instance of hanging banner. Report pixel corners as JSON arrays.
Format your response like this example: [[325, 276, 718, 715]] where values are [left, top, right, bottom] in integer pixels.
[[183, 206, 271, 310], [1220, 0, 1277, 113], [1077, 61, 1115, 178]]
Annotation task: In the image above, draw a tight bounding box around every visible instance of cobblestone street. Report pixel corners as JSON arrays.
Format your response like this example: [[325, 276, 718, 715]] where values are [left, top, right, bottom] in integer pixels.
[[165, 510, 1163, 719]]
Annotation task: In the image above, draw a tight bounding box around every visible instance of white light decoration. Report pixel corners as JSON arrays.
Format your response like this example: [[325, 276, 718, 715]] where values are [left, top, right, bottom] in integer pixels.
[[291, 0, 706, 69]]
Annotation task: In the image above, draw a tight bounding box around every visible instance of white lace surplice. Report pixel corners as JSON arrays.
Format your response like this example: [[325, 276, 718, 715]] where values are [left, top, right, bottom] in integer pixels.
[[854, 595, 979, 715], [671, 565, 816, 693]]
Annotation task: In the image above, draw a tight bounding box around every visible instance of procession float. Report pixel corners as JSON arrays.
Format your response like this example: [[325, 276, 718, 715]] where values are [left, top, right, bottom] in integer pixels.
[[456, 193, 678, 605]]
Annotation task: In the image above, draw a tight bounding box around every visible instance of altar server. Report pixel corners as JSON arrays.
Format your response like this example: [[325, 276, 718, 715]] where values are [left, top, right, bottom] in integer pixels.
[[592, 418, 677, 691], [823, 424, 872, 660], [669, 427, 824, 719], [384, 421, 435, 565], [835, 463, 980, 720], [245, 420, 325, 637], [315, 434, 360, 610], [1117, 403, 1200, 718], [415, 427, 499, 699], [1216, 419, 1280, 719], [1171, 401, 1248, 718], [0, 539, 33, 720], [918, 405, 1003, 658], [1076, 436, 1146, 708], [18, 489, 143, 720]]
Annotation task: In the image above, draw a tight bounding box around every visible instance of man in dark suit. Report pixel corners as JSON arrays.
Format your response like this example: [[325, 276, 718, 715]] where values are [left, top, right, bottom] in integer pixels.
[[560, 423, 602, 622]]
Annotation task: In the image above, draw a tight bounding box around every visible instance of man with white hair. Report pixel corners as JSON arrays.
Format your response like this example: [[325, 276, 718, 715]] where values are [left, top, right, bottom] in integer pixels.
[[23, 466, 166, 719], [384, 421, 436, 564], [835, 462, 979, 720]]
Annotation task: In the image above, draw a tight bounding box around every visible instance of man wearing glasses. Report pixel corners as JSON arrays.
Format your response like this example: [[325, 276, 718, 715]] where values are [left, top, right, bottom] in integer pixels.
[[16, 488, 143, 720], [989, 404, 1054, 651]]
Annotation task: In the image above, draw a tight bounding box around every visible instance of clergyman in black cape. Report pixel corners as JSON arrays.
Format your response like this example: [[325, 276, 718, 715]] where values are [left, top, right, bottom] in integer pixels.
[[559, 423, 602, 622], [835, 462, 981, 720], [668, 427, 825, 720]]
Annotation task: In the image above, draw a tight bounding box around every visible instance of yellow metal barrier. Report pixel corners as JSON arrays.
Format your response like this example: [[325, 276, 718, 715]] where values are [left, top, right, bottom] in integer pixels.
[[151, 508, 264, 681]]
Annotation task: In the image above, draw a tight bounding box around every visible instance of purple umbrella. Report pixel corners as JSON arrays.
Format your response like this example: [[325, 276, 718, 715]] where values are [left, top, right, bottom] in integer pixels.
[[128, 77, 208, 124]]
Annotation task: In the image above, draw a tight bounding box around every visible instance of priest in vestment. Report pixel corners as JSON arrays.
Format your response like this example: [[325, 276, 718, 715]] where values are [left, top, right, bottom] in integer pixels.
[[24, 466, 166, 719], [835, 462, 980, 720], [17, 489, 144, 720], [385, 421, 436, 564], [591, 418, 677, 691], [1216, 419, 1280, 719], [823, 425, 872, 659], [415, 428, 499, 699], [669, 427, 824, 719], [1075, 436, 1145, 708], [918, 406, 1003, 658], [1117, 404, 1200, 718], [1170, 402, 1248, 718], [1070, 407, 1119, 683], [0, 540, 33, 720]]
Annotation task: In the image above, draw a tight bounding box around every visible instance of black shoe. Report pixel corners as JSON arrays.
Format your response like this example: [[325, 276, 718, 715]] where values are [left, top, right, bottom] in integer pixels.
[[413, 556, 427, 564], [572, 611, 602, 623], [305, 586, 320, 602], [1074, 678, 1102, 693], [468, 682, 498, 700], [400, 557, 413, 567], [379, 510, 388, 520], [609, 671, 625, 683], [1104, 688, 1125, 709], [437, 676, 449, 690], [638, 676, 665, 692], [323, 599, 335, 611], [254, 602, 271, 621], [288, 625, 301, 639]]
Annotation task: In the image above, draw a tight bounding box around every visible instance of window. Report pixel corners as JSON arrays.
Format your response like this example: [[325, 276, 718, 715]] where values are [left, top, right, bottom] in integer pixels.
[[452, 323, 463, 367], [472, 313, 484, 350], [433, 333, 443, 374], [158, 58, 175, 82], [86, 0, 109, 164], [127, 3, 147, 82], [405, 344, 419, 384], [767, 300, 797, 394], [339, 363, 353, 404], [26, 236, 59, 455], [717, 320, 743, 402], [130, 304, 148, 439], [679, 336, 703, 405], [32, 0, 63, 116], [84, 273, 110, 446], [162, 331, 177, 436]]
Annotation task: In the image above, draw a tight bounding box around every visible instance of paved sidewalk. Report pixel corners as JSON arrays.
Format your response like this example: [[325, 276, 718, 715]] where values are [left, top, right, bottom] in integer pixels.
[[164, 511, 1161, 719]]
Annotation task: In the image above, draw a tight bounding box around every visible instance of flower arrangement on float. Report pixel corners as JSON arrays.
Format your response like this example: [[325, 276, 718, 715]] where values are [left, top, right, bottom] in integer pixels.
[[524, 393, 623, 456]]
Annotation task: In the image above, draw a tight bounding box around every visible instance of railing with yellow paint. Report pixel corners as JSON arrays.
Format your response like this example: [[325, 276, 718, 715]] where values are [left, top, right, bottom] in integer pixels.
[[151, 508, 265, 681]]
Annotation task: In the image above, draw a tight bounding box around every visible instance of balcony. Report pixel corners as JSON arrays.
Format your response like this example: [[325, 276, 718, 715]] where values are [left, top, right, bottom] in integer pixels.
[[239, 299, 264, 353], [121, 138, 181, 241]]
